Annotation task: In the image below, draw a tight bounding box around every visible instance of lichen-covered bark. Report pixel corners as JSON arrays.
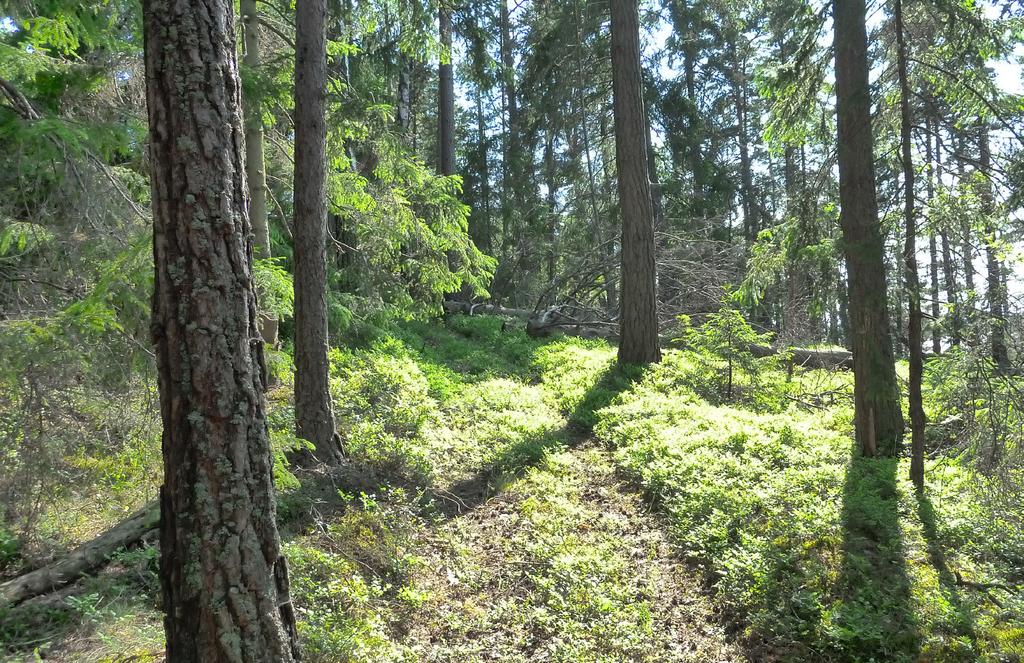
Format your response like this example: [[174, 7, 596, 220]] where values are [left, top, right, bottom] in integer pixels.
[[142, 0, 299, 659], [610, 0, 661, 365], [293, 0, 343, 464], [834, 0, 904, 456]]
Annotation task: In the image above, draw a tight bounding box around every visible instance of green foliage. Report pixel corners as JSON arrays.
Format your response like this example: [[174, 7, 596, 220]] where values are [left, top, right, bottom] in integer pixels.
[[329, 341, 439, 481], [589, 347, 1020, 662], [253, 257, 295, 320], [284, 539, 414, 663], [266, 404, 313, 492], [678, 307, 780, 402]]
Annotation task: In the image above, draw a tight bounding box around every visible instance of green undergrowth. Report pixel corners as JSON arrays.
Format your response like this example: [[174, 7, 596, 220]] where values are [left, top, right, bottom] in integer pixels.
[[4, 315, 1023, 662], [537, 338, 1024, 662]]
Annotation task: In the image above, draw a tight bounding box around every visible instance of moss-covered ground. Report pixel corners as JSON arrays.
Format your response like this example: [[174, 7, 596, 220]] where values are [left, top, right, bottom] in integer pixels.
[[2, 315, 1022, 662]]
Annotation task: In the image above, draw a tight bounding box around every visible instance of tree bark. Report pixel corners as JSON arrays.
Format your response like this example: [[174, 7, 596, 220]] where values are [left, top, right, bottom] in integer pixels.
[[979, 128, 1009, 372], [610, 0, 661, 365], [294, 0, 343, 463], [397, 54, 412, 134], [438, 5, 456, 177], [241, 0, 279, 346], [142, 0, 300, 658], [474, 84, 493, 254], [925, 114, 942, 353], [544, 127, 558, 282], [896, 0, 926, 490], [834, 0, 904, 456], [499, 0, 517, 264]]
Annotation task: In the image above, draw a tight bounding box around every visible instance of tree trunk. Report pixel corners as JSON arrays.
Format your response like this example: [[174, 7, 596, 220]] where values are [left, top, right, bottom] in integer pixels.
[[474, 85, 493, 254], [499, 0, 517, 265], [610, 0, 661, 365], [438, 6, 456, 177], [241, 0, 279, 346], [957, 139, 976, 300], [896, 0, 926, 490], [397, 54, 412, 134], [142, 0, 300, 658], [979, 128, 1009, 371], [544, 127, 558, 282], [834, 0, 904, 457], [573, 5, 612, 314], [925, 117, 942, 354], [294, 0, 343, 463]]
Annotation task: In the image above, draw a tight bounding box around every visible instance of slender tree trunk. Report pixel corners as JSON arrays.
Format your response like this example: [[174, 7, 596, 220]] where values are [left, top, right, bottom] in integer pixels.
[[142, 0, 299, 658], [734, 44, 756, 248], [645, 104, 664, 235], [599, 111, 620, 315], [574, 0, 614, 313], [957, 139, 976, 299], [500, 0, 517, 265], [896, 0, 926, 490], [438, 5, 455, 177], [544, 127, 558, 282], [834, 0, 904, 456], [475, 86, 493, 255], [979, 128, 1009, 371], [936, 126, 960, 346], [241, 0, 278, 346], [397, 54, 412, 134], [783, 146, 805, 341], [610, 0, 660, 364], [294, 0, 342, 463], [925, 117, 942, 353]]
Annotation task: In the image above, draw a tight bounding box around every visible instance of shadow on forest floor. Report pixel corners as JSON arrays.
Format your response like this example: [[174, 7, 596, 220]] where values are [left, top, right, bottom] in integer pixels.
[[834, 454, 920, 659], [434, 361, 645, 518]]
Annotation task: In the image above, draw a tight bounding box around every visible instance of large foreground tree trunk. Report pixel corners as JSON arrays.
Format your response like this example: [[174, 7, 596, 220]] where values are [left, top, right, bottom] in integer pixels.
[[610, 0, 661, 365], [294, 0, 343, 463], [142, 0, 300, 659], [834, 0, 904, 456]]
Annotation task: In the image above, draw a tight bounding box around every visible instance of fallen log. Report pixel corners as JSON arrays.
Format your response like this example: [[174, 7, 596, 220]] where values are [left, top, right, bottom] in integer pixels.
[[442, 300, 533, 318], [444, 302, 855, 370], [749, 344, 853, 370], [0, 502, 159, 609]]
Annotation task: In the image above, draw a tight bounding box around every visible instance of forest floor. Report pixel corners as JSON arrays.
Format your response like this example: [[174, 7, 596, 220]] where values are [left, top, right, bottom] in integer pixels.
[[396, 444, 743, 662], [1, 315, 1023, 662]]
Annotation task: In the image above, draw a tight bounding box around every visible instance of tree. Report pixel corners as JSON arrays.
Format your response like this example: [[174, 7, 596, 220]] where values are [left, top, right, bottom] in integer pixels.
[[141, 0, 300, 659], [241, 0, 278, 347], [895, 0, 926, 489], [438, 3, 456, 178], [610, 0, 661, 365], [294, 0, 343, 463], [979, 127, 1010, 372], [833, 0, 904, 456]]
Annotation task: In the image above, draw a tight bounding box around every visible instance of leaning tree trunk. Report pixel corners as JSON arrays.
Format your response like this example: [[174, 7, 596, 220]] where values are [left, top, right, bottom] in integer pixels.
[[294, 0, 343, 463], [834, 0, 904, 457], [610, 0, 661, 365], [142, 0, 300, 659], [896, 0, 926, 490]]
